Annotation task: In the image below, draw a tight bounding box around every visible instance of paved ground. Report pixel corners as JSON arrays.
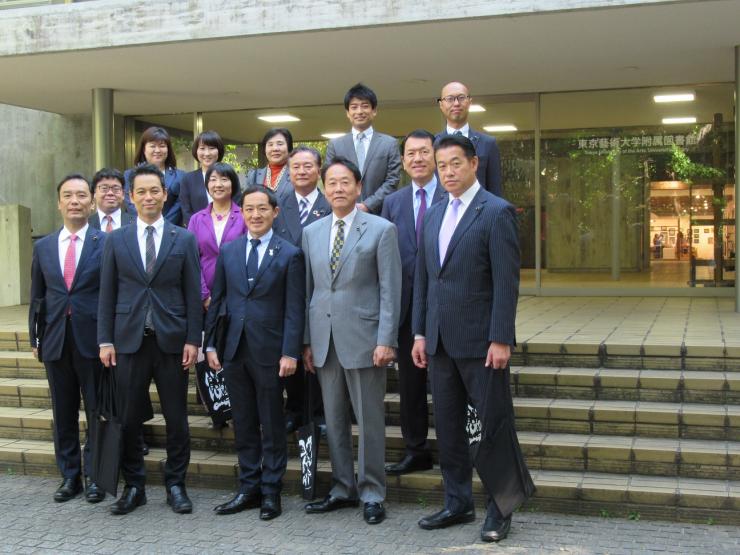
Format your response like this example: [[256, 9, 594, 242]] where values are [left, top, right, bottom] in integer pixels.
[[1, 475, 738, 554]]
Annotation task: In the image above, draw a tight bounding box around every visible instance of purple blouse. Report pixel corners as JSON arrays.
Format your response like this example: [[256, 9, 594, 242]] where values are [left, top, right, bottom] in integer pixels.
[[187, 202, 247, 300]]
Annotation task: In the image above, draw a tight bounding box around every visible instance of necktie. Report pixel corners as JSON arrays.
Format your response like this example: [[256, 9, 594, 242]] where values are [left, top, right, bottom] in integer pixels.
[[247, 238, 261, 281], [453, 130, 463, 137], [104, 215, 113, 233], [330, 220, 345, 277], [145, 226, 156, 275], [63, 234, 78, 291], [299, 197, 309, 226], [415, 188, 427, 246], [356, 132, 366, 173], [438, 198, 461, 265]]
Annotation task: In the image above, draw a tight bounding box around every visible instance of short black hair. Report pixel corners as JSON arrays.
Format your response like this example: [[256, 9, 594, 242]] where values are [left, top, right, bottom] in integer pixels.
[[204, 162, 241, 199], [344, 83, 378, 110], [400, 129, 436, 156], [56, 173, 92, 198], [130, 163, 165, 190], [240, 185, 278, 209], [289, 146, 322, 167], [434, 134, 477, 160], [134, 126, 177, 168], [320, 156, 362, 183], [260, 128, 293, 159], [91, 168, 125, 193], [192, 130, 225, 162]]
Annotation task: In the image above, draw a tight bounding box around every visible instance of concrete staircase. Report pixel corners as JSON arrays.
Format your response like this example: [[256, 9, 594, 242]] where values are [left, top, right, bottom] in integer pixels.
[[1, 329, 739, 524]]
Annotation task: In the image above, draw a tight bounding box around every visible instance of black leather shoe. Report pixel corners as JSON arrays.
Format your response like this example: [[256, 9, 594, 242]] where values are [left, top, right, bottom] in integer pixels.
[[84, 477, 105, 504], [418, 507, 476, 530], [481, 515, 511, 542], [363, 502, 385, 525], [304, 495, 359, 514], [110, 486, 146, 515], [54, 477, 82, 502], [385, 454, 433, 476], [214, 492, 262, 515], [167, 484, 193, 514], [259, 493, 282, 520]]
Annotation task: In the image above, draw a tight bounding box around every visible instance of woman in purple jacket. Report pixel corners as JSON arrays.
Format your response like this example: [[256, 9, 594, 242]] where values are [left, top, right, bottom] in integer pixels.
[[187, 162, 247, 310]]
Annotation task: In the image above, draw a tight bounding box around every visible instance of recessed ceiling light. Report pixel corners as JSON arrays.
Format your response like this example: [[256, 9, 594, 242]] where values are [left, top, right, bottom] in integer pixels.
[[469, 104, 486, 113], [483, 125, 518, 132], [321, 132, 345, 139], [258, 114, 300, 123], [654, 92, 695, 103], [662, 117, 696, 125]]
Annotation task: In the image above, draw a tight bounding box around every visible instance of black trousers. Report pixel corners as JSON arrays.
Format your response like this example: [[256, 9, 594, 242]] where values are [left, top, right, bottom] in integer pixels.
[[44, 318, 100, 480], [115, 335, 190, 490], [397, 313, 430, 457], [429, 339, 513, 518], [282, 360, 324, 423], [223, 334, 287, 495]]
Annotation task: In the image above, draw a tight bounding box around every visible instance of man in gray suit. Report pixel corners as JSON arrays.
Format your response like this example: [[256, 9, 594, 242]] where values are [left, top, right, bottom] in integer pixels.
[[324, 83, 401, 215], [88, 168, 136, 231], [302, 157, 401, 525]]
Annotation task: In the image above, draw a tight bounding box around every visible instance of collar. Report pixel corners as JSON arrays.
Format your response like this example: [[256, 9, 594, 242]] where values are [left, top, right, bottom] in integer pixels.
[[98, 208, 121, 223], [60, 223, 89, 242], [446, 123, 470, 137], [331, 207, 358, 230], [412, 176, 438, 197], [247, 228, 273, 244], [296, 188, 319, 206], [136, 216, 165, 236], [352, 126, 374, 140], [448, 180, 480, 208]]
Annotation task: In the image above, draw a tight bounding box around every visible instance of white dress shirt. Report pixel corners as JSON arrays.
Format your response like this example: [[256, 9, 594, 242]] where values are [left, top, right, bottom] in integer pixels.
[[296, 187, 319, 213], [443, 181, 480, 226], [352, 126, 373, 166], [446, 123, 470, 138], [245, 228, 273, 270], [203, 170, 213, 204], [58, 224, 88, 275], [412, 177, 438, 222], [98, 208, 122, 231], [329, 208, 357, 257], [136, 216, 165, 268]]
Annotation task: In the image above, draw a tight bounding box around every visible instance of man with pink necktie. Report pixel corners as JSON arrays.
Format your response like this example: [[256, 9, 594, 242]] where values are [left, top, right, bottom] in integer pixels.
[[88, 168, 136, 232], [29, 174, 107, 504]]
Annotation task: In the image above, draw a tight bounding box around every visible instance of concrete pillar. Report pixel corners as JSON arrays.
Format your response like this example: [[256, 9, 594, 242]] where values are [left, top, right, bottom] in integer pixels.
[[534, 93, 542, 291], [735, 46, 740, 311], [92, 88, 113, 170], [611, 150, 621, 281], [193, 112, 203, 170], [0, 205, 32, 307]]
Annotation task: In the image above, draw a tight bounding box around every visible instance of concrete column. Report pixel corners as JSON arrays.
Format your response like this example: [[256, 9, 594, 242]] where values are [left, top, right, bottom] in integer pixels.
[[735, 46, 740, 311], [92, 88, 113, 170], [193, 112, 203, 170], [0, 205, 32, 307], [611, 149, 621, 281], [534, 93, 542, 291]]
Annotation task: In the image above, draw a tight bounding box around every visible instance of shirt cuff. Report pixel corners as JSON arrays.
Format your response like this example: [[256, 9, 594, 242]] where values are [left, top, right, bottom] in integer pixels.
[[99, 343, 114, 348], [205, 347, 216, 353], [414, 335, 425, 340]]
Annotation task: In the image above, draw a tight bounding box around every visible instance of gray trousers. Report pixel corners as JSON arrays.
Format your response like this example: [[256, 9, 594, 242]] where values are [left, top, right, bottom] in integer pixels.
[[316, 339, 386, 503]]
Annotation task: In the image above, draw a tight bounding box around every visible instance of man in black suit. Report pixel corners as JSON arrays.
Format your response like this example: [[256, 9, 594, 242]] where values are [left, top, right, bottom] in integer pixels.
[[98, 164, 202, 515], [412, 135, 530, 542], [381, 130, 445, 476], [29, 174, 106, 504], [205, 186, 305, 520], [436, 81, 503, 197], [88, 168, 136, 231], [273, 146, 330, 433]]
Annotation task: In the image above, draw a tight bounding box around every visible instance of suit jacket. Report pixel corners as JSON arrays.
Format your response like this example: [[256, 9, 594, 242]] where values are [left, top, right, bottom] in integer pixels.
[[187, 202, 247, 299], [272, 189, 331, 247], [29, 227, 106, 361], [412, 187, 519, 358], [123, 166, 186, 226], [245, 166, 293, 199], [97, 221, 202, 354], [302, 211, 401, 369], [381, 182, 446, 326], [180, 169, 210, 227], [88, 209, 136, 230], [325, 131, 401, 214], [204, 234, 305, 364], [436, 128, 503, 197]]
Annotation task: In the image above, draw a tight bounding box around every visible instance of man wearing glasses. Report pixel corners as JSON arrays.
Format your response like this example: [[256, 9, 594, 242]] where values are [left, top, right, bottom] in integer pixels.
[[89, 169, 136, 231], [436, 82, 503, 197]]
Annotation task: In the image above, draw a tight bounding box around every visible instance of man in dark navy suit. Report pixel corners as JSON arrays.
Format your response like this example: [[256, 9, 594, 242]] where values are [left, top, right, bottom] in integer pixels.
[[272, 146, 330, 433], [412, 135, 529, 542], [29, 174, 106, 504], [381, 130, 445, 476], [205, 186, 305, 521], [436, 81, 503, 197], [98, 164, 202, 516], [88, 168, 136, 231]]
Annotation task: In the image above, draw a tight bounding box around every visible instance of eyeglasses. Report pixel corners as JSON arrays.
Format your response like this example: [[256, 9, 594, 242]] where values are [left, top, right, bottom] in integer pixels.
[[97, 185, 123, 194], [438, 95, 471, 105]]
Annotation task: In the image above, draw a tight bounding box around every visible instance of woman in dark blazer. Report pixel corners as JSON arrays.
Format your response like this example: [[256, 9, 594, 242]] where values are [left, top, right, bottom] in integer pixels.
[[187, 162, 247, 310], [124, 126, 185, 225], [245, 128, 294, 199], [180, 130, 225, 227]]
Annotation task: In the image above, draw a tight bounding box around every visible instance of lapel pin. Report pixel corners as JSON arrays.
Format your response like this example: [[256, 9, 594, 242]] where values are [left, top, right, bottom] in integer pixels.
[[269, 248, 274, 257], [312, 210, 321, 217]]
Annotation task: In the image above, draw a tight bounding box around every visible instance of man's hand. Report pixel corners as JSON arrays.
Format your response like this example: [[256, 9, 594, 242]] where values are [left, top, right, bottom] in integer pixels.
[[206, 350, 221, 371], [279, 356, 297, 377], [32, 347, 38, 361], [303, 346, 315, 374], [203, 296, 211, 311], [373, 345, 395, 367], [485, 342, 510, 370], [182, 343, 198, 369], [411, 338, 427, 368], [100, 345, 116, 367], [357, 203, 369, 213]]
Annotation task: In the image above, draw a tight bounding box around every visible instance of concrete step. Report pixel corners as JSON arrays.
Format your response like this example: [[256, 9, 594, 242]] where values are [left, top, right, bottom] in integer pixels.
[[1, 436, 738, 524]]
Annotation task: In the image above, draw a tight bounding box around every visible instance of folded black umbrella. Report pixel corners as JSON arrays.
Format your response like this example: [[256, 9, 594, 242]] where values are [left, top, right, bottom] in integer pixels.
[[29, 298, 46, 362], [297, 370, 320, 500], [89, 366, 123, 497]]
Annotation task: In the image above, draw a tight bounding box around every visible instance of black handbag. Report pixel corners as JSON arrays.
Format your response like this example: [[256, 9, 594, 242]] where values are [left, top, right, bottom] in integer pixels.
[[89, 366, 123, 496], [297, 371, 320, 500], [195, 361, 232, 426], [29, 298, 46, 362]]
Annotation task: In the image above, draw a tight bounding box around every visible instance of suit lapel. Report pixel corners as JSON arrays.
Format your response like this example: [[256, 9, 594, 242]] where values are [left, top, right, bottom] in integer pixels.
[[89, 213, 101, 230], [332, 212, 367, 283], [363, 133, 380, 173], [468, 129, 481, 148], [248, 234, 280, 295], [46, 229, 65, 285], [342, 134, 360, 167], [233, 235, 250, 296], [255, 167, 267, 186], [440, 189, 487, 271], [123, 224, 148, 280], [281, 194, 302, 244], [400, 187, 417, 250], [426, 207, 445, 277], [221, 205, 241, 242], [305, 193, 330, 225], [148, 222, 177, 282], [69, 227, 101, 291]]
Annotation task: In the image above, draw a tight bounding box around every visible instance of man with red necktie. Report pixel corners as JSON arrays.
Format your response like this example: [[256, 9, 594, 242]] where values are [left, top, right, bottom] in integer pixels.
[[88, 169, 136, 232]]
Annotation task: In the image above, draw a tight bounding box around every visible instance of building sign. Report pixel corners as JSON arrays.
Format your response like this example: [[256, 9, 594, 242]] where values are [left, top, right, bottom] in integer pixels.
[[577, 133, 700, 155]]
